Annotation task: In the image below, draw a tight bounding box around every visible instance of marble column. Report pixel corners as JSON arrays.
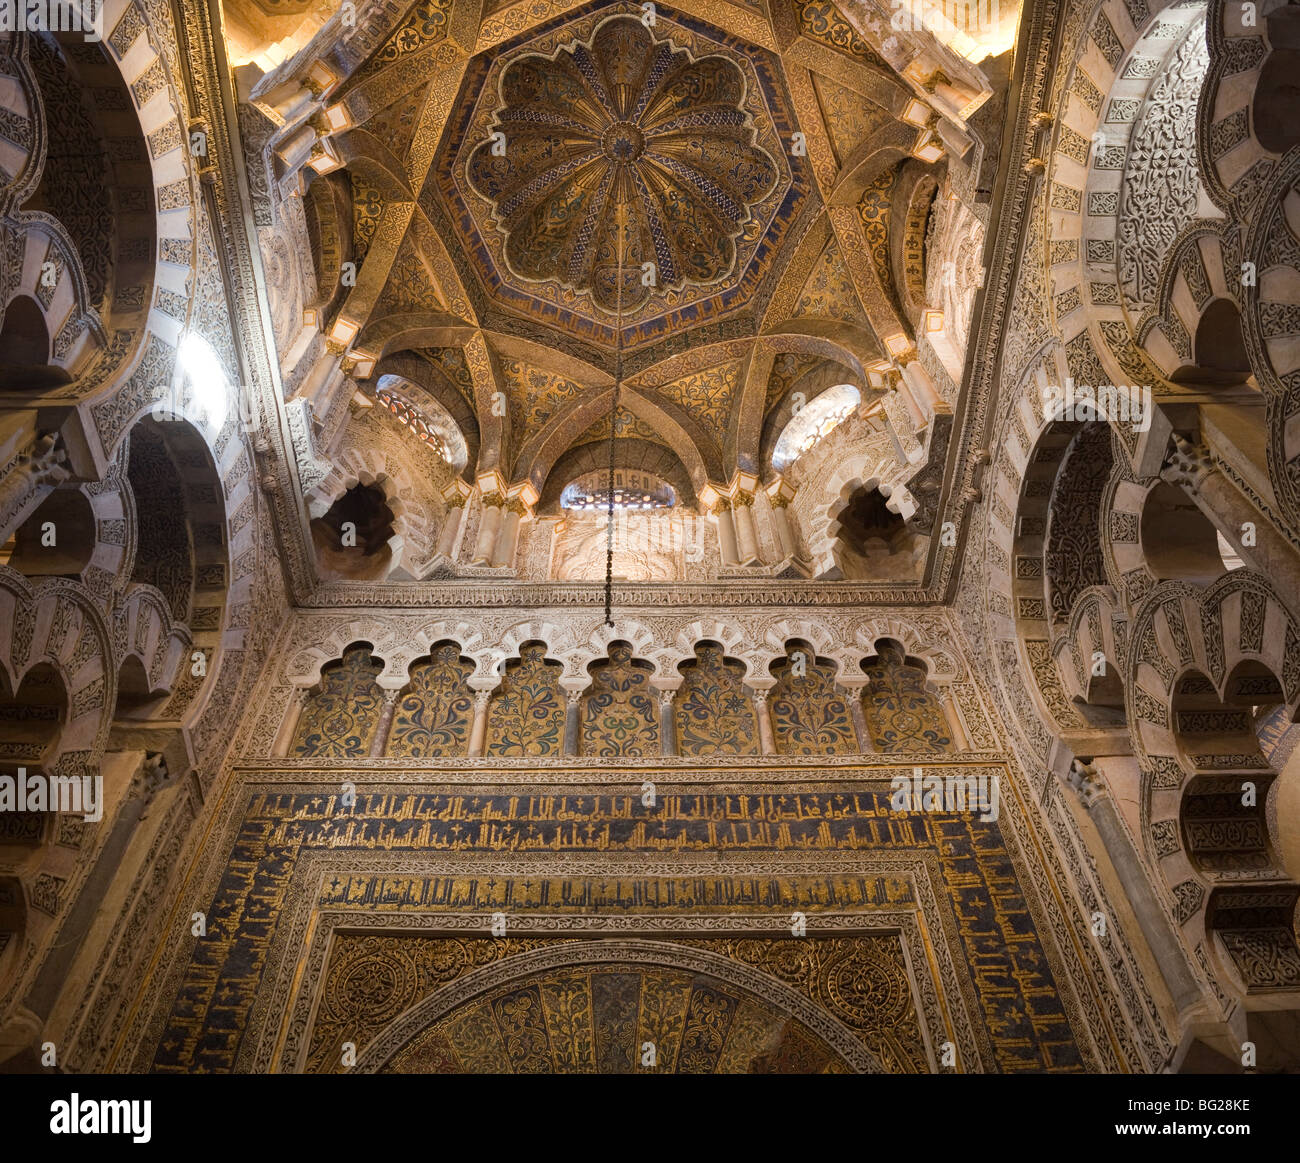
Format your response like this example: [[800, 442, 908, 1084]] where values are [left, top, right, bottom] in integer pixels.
[[751, 689, 776, 755], [274, 688, 311, 757], [369, 688, 401, 757], [472, 494, 503, 565], [658, 689, 678, 756], [1066, 760, 1201, 1010], [1163, 436, 1300, 600], [768, 495, 797, 560], [893, 377, 926, 432], [938, 687, 971, 751], [732, 492, 760, 565], [563, 690, 583, 756], [436, 495, 466, 559], [900, 358, 942, 417], [468, 690, 492, 757], [712, 501, 739, 566], [492, 499, 526, 568], [845, 686, 871, 753]]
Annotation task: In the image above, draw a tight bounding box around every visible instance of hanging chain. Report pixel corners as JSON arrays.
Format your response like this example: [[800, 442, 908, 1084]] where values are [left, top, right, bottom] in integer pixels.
[[604, 196, 626, 628]]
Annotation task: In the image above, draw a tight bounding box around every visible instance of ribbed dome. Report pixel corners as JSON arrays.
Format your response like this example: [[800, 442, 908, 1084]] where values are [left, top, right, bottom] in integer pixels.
[[467, 15, 779, 313]]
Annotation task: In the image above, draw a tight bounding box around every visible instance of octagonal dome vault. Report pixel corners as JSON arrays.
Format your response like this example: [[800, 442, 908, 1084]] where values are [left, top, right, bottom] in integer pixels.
[[426, 7, 814, 351]]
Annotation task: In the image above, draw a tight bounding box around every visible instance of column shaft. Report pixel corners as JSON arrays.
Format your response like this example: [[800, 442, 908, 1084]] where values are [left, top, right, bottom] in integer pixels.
[[714, 504, 739, 566], [752, 692, 776, 755], [369, 689, 400, 757], [468, 692, 491, 756], [472, 500, 503, 565], [732, 497, 760, 565], [436, 502, 464, 559], [659, 692, 677, 756], [563, 693, 583, 756], [769, 501, 797, 559]]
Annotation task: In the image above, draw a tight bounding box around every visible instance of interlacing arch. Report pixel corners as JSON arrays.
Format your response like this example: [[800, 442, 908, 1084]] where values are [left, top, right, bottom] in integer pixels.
[[1125, 570, 1300, 992]]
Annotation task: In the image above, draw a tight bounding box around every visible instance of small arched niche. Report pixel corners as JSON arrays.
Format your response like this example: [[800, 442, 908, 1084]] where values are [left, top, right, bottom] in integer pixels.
[[1172, 666, 1285, 877], [310, 482, 397, 581], [0, 663, 67, 768], [1139, 481, 1234, 583], [290, 642, 386, 758], [827, 486, 920, 581], [113, 655, 168, 722], [0, 486, 95, 579], [0, 295, 66, 390], [126, 419, 197, 623], [860, 639, 952, 753], [1075, 649, 1126, 728], [1171, 299, 1253, 387]]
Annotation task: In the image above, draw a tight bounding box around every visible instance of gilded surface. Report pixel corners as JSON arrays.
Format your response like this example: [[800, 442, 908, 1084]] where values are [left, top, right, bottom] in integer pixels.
[[581, 642, 660, 756], [386, 643, 474, 757], [151, 780, 1083, 1074], [322, 937, 913, 1073], [674, 644, 759, 756], [465, 16, 778, 313], [770, 650, 857, 755], [862, 643, 953, 753], [486, 642, 566, 757], [290, 646, 384, 757]]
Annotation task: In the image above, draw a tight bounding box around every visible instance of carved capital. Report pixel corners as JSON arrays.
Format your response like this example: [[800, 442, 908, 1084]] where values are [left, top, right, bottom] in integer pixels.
[[1066, 758, 1106, 810], [1161, 434, 1215, 496], [710, 500, 731, 517], [480, 492, 505, 510], [732, 491, 755, 508]]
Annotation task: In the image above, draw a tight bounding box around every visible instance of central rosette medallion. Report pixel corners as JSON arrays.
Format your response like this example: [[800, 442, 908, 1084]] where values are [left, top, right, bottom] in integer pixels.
[[466, 15, 779, 313]]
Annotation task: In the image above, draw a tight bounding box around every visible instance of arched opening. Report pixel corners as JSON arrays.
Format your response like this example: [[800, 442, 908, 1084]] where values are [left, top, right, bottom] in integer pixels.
[[310, 482, 396, 581], [1253, 7, 1300, 154], [771, 383, 860, 471], [1172, 299, 1253, 386], [0, 486, 95, 579], [23, 34, 155, 341], [860, 639, 952, 752], [1043, 423, 1111, 625], [1077, 650, 1126, 728], [544, 445, 699, 584], [127, 421, 196, 622], [0, 296, 66, 390], [1139, 481, 1234, 583], [113, 656, 166, 721], [0, 296, 50, 366], [374, 376, 468, 472], [289, 643, 385, 757], [0, 874, 28, 998], [826, 486, 917, 581], [1172, 667, 1282, 877], [0, 663, 67, 768]]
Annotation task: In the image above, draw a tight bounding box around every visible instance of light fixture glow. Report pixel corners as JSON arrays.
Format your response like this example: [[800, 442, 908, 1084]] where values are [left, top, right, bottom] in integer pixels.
[[178, 333, 228, 429]]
